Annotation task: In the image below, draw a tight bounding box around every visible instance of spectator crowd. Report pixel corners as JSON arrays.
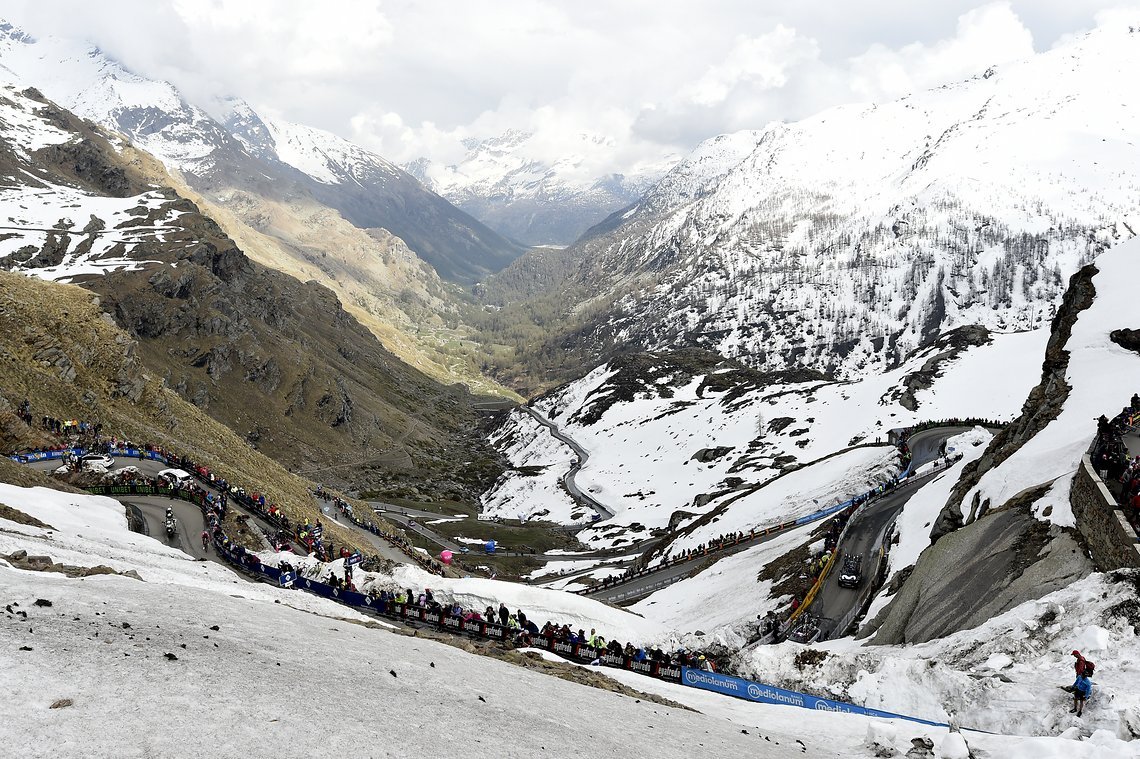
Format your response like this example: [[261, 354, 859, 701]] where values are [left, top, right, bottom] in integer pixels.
[[1092, 393, 1140, 530]]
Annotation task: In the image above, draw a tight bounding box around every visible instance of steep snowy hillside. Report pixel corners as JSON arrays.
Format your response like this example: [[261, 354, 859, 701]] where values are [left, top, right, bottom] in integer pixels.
[[492, 21, 1140, 384], [0, 20, 523, 285], [0, 484, 805, 759], [408, 129, 672, 245], [484, 327, 1046, 546]]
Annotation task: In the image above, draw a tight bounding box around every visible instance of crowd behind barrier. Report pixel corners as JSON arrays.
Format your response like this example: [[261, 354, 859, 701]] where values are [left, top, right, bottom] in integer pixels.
[[10, 437, 439, 574], [1091, 394, 1140, 532], [211, 527, 956, 729]]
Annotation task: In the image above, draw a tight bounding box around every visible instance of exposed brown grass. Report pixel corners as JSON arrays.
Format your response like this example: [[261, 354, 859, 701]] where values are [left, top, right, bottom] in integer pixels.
[[0, 271, 386, 553]]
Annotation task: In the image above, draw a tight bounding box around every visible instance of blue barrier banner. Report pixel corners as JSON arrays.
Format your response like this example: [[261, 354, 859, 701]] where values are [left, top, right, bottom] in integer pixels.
[[341, 589, 369, 607], [10, 450, 66, 463], [680, 668, 945, 727]]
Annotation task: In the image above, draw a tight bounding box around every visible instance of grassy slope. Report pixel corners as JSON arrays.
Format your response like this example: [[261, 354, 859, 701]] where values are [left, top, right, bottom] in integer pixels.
[[0, 271, 385, 553]]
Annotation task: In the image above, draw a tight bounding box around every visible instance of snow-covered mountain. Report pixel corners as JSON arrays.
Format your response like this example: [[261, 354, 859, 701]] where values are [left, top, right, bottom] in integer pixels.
[[407, 129, 673, 246], [490, 21, 1140, 381], [0, 21, 523, 283]]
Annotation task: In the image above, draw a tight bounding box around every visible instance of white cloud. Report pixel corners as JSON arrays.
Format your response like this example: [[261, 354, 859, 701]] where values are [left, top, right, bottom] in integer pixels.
[[686, 26, 820, 107], [846, 2, 1035, 101], [0, 0, 1128, 178]]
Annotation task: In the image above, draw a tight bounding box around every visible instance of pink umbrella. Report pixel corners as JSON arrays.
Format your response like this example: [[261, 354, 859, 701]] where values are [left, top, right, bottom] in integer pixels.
[[440, 550, 454, 565]]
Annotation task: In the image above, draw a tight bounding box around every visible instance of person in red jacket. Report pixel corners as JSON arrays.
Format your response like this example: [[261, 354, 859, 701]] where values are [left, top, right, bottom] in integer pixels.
[[1072, 650, 1088, 677]]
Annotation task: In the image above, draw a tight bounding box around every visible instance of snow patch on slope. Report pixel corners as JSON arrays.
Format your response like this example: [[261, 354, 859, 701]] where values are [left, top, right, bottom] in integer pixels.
[[480, 410, 584, 524]]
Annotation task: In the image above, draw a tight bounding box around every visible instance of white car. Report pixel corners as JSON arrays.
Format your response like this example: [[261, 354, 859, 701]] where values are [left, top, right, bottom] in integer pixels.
[[79, 453, 114, 471], [157, 468, 193, 487]]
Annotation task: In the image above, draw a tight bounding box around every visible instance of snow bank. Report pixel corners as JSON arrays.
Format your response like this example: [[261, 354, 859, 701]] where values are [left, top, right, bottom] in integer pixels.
[[632, 522, 817, 643], [738, 571, 1140, 741]]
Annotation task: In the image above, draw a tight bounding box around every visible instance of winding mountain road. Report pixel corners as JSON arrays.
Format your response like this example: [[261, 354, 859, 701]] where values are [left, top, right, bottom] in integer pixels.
[[25, 457, 413, 566], [809, 426, 984, 640], [520, 405, 615, 521]]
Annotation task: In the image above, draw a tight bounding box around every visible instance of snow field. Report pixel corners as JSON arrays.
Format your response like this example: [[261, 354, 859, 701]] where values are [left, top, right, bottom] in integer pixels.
[[737, 571, 1140, 744], [0, 563, 787, 759], [0, 481, 812, 757]]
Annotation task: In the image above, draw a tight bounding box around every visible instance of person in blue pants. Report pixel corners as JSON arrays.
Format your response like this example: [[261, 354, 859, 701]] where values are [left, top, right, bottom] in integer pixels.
[[1071, 671, 1092, 717]]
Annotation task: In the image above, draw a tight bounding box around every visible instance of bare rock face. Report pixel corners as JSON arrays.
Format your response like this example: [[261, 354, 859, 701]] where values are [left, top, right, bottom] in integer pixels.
[[1111, 327, 1140, 355]]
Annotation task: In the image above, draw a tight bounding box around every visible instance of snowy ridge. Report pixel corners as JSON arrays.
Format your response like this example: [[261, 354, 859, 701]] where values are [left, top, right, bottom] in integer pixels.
[[955, 234, 1140, 525], [408, 129, 673, 245], [262, 115, 402, 187], [0, 82, 184, 281], [0, 25, 234, 176], [555, 22, 1140, 379], [0, 80, 72, 153]]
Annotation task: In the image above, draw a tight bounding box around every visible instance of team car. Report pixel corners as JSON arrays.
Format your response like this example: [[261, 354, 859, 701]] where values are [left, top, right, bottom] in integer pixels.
[[838, 555, 863, 589]]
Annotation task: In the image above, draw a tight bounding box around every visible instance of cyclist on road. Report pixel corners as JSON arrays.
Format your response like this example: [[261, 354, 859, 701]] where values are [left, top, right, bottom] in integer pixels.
[[201, 530, 210, 552]]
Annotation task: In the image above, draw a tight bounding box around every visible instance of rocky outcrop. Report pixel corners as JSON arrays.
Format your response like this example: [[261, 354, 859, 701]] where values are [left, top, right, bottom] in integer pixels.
[[932, 264, 1098, 541], [1111, 328, 1140, 355]]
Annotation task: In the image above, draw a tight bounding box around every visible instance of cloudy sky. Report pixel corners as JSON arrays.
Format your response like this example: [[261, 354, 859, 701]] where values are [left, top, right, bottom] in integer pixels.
[[3, 1, 1135, 180]]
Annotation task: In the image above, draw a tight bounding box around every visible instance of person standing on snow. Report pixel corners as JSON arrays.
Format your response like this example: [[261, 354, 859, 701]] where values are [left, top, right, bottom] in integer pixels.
[[1071, 650, 1088, 678], [1071, 670, 1092, 717]]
